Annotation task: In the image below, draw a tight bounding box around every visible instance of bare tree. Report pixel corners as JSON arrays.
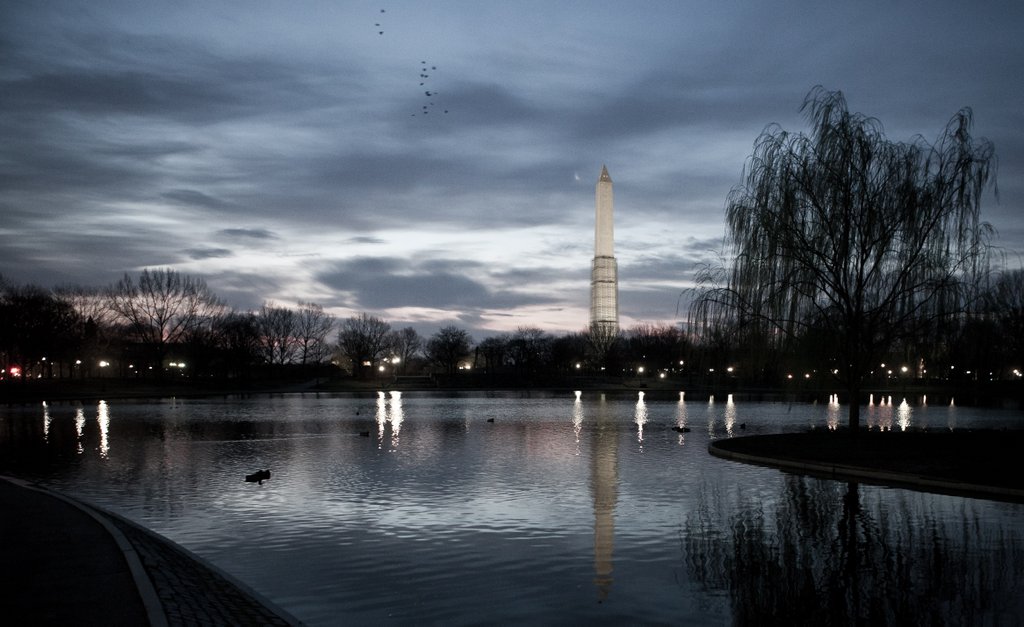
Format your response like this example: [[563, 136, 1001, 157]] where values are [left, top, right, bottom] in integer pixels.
[[256, 302, 297, 365], [476, 335, 510, 375], [107, 268, 223, 371], [295, 301, 335, 365], [508, 326, 551, 378], [986, 269, 1024, 375], [337, 313, 392, 378], [426, 325, 473, 377], [54, 284, 116, 376], [586, 323, 618, 368], [213, 311, 261, 378], [0, 283, 81, 378], [691, 88, 996, 429], [55, 284, 117, 328], [389, 327, 423, 374], [550, 332, 589, 374], [624, 323, 686, 370]]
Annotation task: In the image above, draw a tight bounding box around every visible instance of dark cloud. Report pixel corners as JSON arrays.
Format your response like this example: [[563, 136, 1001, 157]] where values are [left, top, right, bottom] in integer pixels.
[[344, 236, 387, 245], [316, 256, 562, 312], [164, 190, 235, 211], [0, 1, 1020, 337], [208, 271, 291, 312], [217, 228, 279, 241], [318, 257, 488, 310], [186, 248, 233, 260]]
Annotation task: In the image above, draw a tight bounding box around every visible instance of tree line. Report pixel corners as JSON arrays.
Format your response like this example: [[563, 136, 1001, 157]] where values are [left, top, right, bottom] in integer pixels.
[[0, 270, 337, 381], [1, 261, 1020, 389], [0, 269, 694, 384]]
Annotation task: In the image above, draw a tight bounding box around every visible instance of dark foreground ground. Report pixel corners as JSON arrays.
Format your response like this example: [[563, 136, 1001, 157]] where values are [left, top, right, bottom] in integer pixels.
[[711, 429, 1024, 502], [0, 477, 304, 626]]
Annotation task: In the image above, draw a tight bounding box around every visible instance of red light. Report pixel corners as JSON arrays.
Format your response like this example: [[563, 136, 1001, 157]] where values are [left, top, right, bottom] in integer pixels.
[[9, 366, 21, 377]]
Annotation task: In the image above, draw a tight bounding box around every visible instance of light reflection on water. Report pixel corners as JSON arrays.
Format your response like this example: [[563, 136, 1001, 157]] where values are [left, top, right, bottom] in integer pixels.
[[633, 392, 647, 447], [1, 392, 1022, 625]]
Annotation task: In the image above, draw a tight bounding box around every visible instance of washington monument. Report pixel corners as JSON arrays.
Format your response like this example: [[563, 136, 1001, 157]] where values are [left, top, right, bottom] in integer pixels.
[[590, 165, 619, 339]]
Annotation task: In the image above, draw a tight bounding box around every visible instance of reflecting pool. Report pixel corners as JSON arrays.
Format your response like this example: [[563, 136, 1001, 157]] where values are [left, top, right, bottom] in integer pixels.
[[2, 391, 1022, 625]]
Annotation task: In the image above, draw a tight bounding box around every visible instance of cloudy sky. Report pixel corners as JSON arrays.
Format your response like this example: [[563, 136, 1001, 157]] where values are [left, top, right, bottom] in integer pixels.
[[2, 1, 1021, 338]]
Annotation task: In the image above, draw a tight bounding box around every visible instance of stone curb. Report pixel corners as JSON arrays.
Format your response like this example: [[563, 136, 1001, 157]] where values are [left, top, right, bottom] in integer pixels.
[[2, 477, 306, 626], [2, 476, 167, 627], [707, 442, 1024, 502], [90, 504, 307, 627]]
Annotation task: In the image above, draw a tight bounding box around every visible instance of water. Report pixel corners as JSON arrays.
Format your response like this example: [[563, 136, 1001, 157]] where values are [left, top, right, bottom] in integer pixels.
[[2, 391, 1022, 625]]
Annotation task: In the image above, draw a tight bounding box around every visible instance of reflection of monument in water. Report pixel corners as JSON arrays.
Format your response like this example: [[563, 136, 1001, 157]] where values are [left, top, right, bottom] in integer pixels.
[[590, 394, 618, 601]]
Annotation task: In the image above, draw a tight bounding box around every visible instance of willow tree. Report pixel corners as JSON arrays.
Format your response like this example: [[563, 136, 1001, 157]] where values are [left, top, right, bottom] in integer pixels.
[[692, 88, 996, 430]]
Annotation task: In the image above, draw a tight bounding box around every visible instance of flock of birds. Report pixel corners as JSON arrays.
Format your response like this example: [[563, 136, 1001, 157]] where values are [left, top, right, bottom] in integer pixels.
[[373, 8, 449, 117]]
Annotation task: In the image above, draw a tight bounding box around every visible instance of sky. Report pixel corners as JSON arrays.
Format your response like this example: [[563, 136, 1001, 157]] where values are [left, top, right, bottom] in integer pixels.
[[2, 1, 1022, 339]]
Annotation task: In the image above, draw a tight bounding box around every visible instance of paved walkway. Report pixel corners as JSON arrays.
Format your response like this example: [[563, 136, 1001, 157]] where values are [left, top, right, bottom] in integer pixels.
[[0, 476, 305, 626]]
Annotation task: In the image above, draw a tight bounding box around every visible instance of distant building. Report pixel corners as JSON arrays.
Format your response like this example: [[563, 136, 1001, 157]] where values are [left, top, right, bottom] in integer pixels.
[[590, 165, 619, 338]]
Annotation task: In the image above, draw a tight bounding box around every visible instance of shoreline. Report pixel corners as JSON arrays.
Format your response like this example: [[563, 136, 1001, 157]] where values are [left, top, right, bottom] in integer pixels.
[[710, 430, 1024, 503], [3, 377, 1021, 407]]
